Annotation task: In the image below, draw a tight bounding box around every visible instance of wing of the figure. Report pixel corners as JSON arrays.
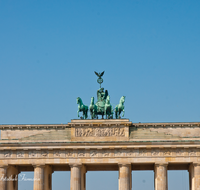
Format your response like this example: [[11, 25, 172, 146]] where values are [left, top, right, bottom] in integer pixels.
[[100, 71, 105, 77], [94, 71, 99, 77]]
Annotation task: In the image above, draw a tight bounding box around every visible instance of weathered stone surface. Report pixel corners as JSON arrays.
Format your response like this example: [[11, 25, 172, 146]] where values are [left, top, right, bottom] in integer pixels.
[[44, 165, 52, 190], [154, 163, 168, 190], [118, 163, 131, 190], [33, 165, 45, 190], [70, 164, 82, 190], [0, 120, 200, 189], [1, 127, 71, 141], [7, 165, 18, 190], [0, 165, 7, 190]]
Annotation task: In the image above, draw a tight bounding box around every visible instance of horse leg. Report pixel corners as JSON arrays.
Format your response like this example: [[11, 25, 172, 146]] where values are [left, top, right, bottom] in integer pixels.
[[122, 109, 125, 117], [77, 110, 79, 117], [85, 109, 88, 119], [93, 111, 95, 119], [115, 108, 118, 119], [119, 109, 121, 118]]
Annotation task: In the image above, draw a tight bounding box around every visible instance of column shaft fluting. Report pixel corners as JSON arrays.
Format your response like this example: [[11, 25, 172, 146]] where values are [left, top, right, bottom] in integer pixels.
[[70, 164, 82, 190], [118, 164, 131, 190], [0, 165, 7, 190], [154, 163, 168, 190], [33, 165, 45, 190], [190, 163, 200, 190], [194, 164, 200, 190], [7, 166, 19, 190], [44, 165, 53, 190]]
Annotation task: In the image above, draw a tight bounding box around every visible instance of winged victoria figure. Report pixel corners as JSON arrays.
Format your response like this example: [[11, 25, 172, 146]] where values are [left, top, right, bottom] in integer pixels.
[[95, 71, 104, 88], [94, 71, 105, 78]]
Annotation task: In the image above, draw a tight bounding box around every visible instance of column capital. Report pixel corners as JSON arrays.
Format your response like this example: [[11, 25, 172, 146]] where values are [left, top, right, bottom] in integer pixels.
[[8, 165, 20, 174], [33, 164, 45, 168], [192, 162, 200, 166], [0, 165, 8, 169], [155, 162, 168, 166], [118, 163, 131, 167], [69, 163, 82, 168]]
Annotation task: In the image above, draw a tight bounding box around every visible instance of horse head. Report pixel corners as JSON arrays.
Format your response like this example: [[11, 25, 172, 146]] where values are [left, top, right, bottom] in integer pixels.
[[120, 96, 125, 104], [77, 97, 82, 104]]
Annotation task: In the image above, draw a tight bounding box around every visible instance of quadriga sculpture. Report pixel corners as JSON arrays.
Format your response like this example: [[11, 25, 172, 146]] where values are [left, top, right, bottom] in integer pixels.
[[115, 96, 125, 119], [77, 97, 88, 119]]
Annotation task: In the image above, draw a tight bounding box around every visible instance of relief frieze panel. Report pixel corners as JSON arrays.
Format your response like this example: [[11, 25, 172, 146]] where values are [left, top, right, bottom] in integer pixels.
[[139, 149, 147, 156], [54, 150, 65, 158], [0, 148, 199, 159], [163, 149, 172, 156], [29, 151, 38, 158], [151, 149, 160, 156], [54, 150, 61, 158], [189, 149, 197, 156], [66, 150, 73, 157], [176, 149, 185, 156], [75, 127, 125, 137], [102, 150, 110, 157], [90, 150, 98, 157], [115, 150, 123, 157], [17, 151, 25, 158], [78, 150, 86, 157], [4, 151, 11, 158], [41, 150, 48, 158]]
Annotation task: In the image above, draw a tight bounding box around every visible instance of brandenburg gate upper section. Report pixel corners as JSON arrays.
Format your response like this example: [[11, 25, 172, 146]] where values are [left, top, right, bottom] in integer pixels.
[[0, 119, 200, 190]]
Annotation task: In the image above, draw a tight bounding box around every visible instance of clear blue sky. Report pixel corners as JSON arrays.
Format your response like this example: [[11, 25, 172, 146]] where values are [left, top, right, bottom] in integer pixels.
[[0, 0, 199, 189]]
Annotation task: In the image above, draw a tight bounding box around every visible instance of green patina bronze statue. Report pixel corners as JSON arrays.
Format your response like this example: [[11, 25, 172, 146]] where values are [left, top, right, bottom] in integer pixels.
[[89, 97, 97, 119], [95, 71, 104, 88], [115, 96, 125, 119], [77, 71, 125, 119], [104, 95, 113, 119], [77, 97, 88, 119], [89, 87, 109, 119]]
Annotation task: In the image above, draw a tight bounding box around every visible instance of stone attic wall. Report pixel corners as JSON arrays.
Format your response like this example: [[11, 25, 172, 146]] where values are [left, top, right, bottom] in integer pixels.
[[129, 123, 200, 141], [0, 121, 200, 142]]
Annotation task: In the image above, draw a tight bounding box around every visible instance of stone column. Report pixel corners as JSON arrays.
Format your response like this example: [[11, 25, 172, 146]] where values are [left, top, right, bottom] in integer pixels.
[[154, 163, 168, 190], [44, 165, 53, 190], [33, 165, 45, 190], [189, 164, 194, 190], [118, 163, 131, 190], [81, 165, 86, 190], [7, 165, 19, 190], [0, 165, 7, 190], [70, 164, 82, 190], [189, 163, 200, 190]]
